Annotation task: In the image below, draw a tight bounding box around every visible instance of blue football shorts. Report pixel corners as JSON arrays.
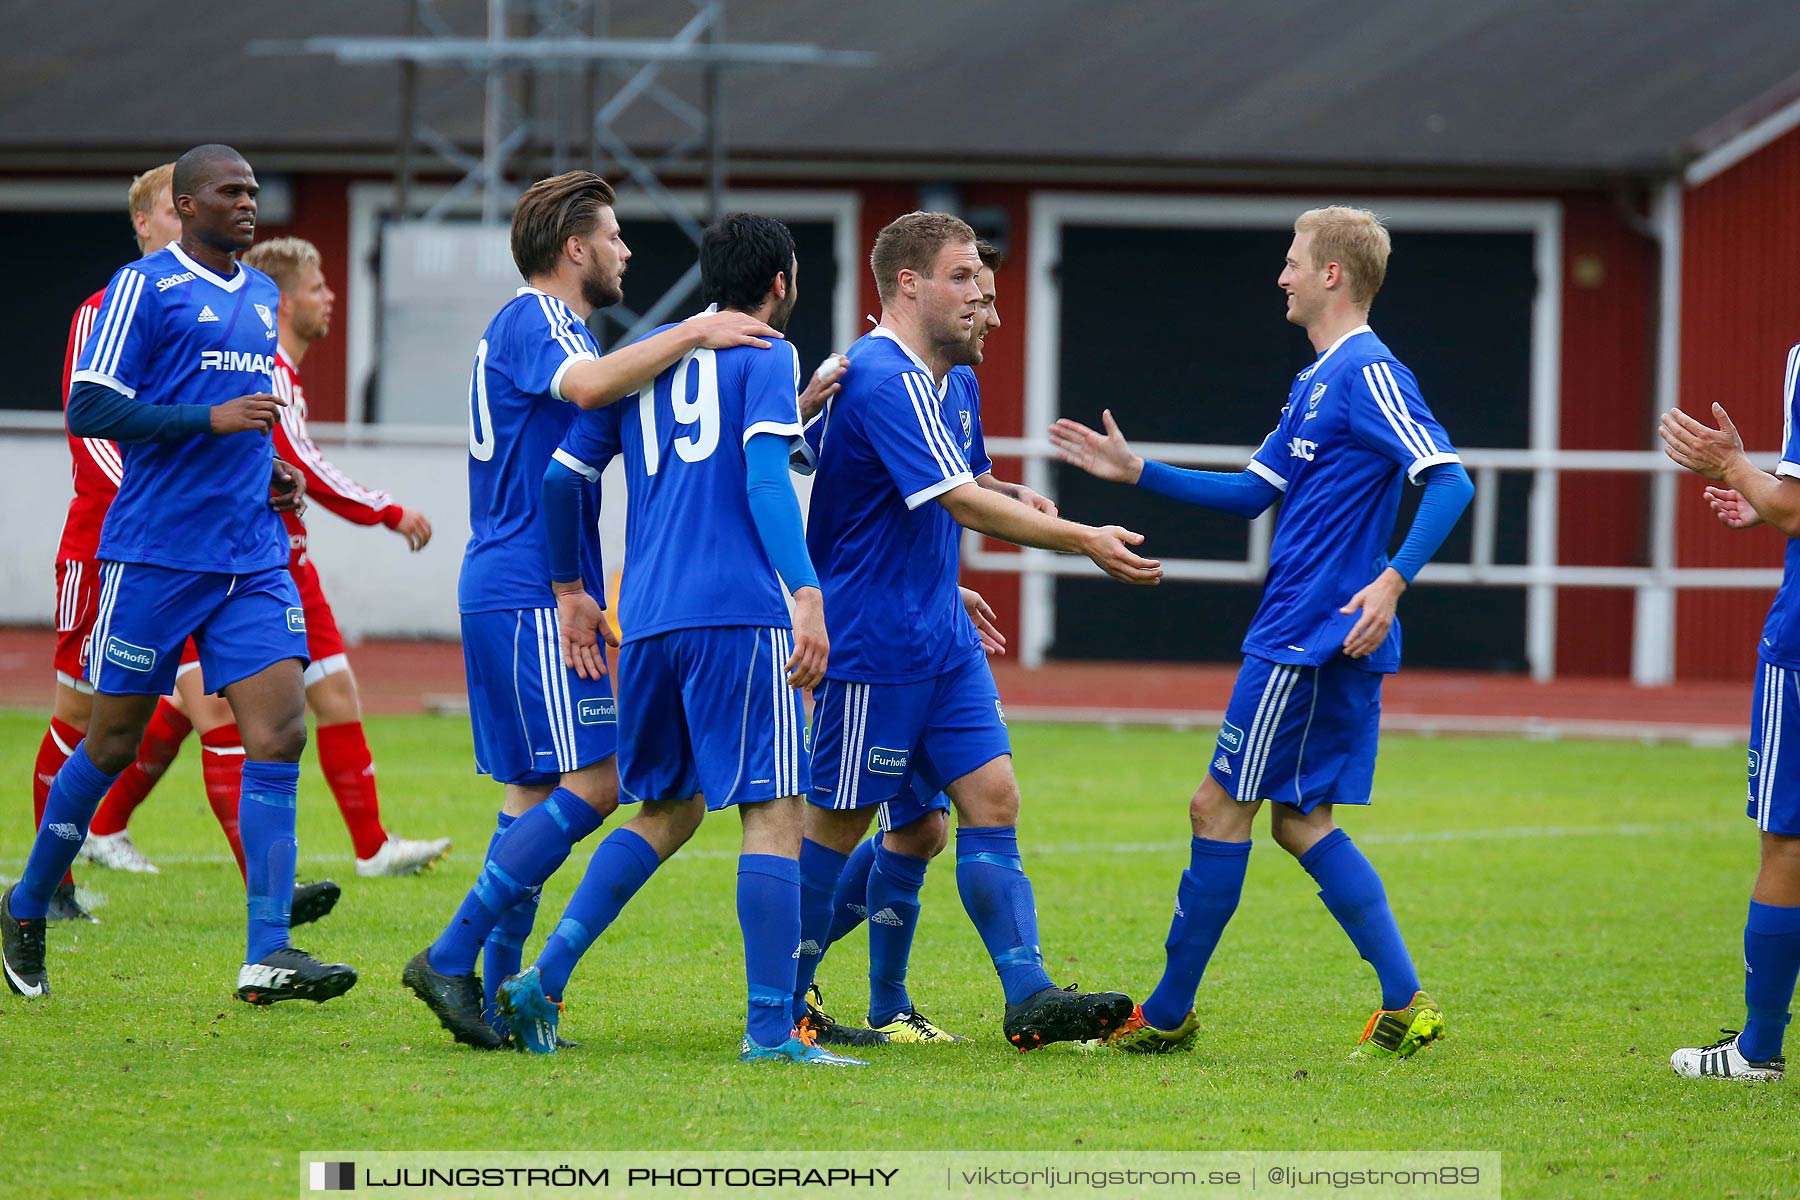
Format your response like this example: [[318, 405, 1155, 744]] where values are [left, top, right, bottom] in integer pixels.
[[461, 607, 617, 787], [86, 561, 307, 697], [878, 773, 952, 834], [808, 649, 1011, 814], [1207, 654, 1383, 812], [617, 625, 809, 810], [1748, 656, 1800, 836]]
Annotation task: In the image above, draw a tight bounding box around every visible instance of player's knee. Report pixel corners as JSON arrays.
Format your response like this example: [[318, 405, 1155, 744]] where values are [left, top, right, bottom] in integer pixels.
[[889, 811, 949, 859], [243, 711, 309, 762], [1189, 778, 1251, 839], [83, 726, 141, 775], [1763, 831, 1800, 866]]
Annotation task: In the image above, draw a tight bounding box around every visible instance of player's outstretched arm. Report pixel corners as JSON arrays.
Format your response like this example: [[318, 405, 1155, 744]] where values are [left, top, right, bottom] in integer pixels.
[[977, 473, 1057, 515], [1662, 404, 1800, 537], [1051, 409, 1277, 519], [938, 481, 1161, 585], [559, 311, 783, 410]]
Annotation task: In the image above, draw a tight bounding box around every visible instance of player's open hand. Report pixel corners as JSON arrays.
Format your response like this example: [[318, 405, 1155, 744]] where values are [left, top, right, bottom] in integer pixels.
[[1660, 404, 1747, 482], [1049, 410, 1144, 485], [799, 354, 848, 423], [960, 586, 1006, 655], [688, 310, 782, 352], [1340, 567, 1407, 658], [1010, 483, 1058, 516], [269, 458, 306, 516], [555, 585, 618, 681], [393, 507, 433, 551], [1703, 485, 1763, 530], [1083, 524, 1162, 584], [787, 587, 829, 690], [212, 392, 285, 434]]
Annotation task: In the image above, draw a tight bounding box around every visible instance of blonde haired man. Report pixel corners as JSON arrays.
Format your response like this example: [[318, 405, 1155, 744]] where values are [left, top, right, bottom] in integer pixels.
[[239, 237, 449, 876], [1052, 205, 1474, 1057]]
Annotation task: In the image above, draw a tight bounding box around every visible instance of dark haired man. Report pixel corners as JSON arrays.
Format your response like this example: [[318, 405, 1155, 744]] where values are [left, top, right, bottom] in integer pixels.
[[494, 212, 861, 1065], [403, 173, 781, 1049], [2, 144, 356, 1006]]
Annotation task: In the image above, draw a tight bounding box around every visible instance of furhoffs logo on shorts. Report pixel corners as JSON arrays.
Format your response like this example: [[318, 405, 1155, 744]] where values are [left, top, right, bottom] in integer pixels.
[[103, 636, 157, 673], [577, 697, 617, 725], [1217, 720, 1245, 755], [867, 746, 909, 776], [286, 607, 307, 633]]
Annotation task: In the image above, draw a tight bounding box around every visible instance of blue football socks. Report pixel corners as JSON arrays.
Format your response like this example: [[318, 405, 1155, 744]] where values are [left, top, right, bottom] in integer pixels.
[[791, 838, 849, 1020], [827, 835, 880, 947], [1142, 837, 1251, 1031], [14, 743, 118, 920], [1740, 900, 1800, 1062], [867, 842, 929, 1026], [535, 827, 662, 1000], [955, 826, 1054, 1005], [739, 853, 803, 1048], [240, 760, 300, 962], [478, 811, 522, 1024], [1301, 827, 1421, 1011], [429, 788, 603, 977]]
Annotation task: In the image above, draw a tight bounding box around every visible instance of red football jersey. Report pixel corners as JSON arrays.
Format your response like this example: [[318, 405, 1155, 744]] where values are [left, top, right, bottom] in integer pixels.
[[56, 289, 125, 561], [270, 346, 402, 564]]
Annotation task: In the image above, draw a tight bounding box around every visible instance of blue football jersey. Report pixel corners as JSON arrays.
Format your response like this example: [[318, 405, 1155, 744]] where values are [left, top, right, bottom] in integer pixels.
[[805, 327, 982, 684], [556, 318, 806, 642], [71, 245, 288, 573], [459, 287, 607, 614], [947, 365, 993, 478], [1243, 325, 1461, 673], [1760, 342, 1800, 668]]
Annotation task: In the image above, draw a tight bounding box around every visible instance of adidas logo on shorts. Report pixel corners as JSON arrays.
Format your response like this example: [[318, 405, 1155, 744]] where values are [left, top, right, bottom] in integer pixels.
[[1213, 755, 1233, 775]]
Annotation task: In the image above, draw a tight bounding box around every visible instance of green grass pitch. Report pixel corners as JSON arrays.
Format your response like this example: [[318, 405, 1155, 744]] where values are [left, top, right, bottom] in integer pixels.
[[1, 711, 1797, 1198]]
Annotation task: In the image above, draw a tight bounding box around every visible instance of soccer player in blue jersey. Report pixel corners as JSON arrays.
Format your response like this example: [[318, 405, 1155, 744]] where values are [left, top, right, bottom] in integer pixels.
[[1049, 206, 1474, 1057], [796, 212, 1161, 1052], [491, 212, 857, 1065], [401, 172, 780, 1049], [796, 240, 1042, 1046], [1659, 363, 1800, 1082], [0, 144, 357, 1006]]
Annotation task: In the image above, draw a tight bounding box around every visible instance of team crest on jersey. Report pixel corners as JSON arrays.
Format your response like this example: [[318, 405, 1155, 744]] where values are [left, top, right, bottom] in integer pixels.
[[1308, 382, 1328, 411], [1217, 720, 1245, 755], [577, 697, 617, 726], [867, 746, 909, 776], [255, 303, 274, 330], [103, 636, 157, 673], [961, 408, 973, 444]]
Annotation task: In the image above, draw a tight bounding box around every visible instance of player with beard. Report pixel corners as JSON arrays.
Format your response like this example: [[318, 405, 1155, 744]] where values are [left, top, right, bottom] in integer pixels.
[[403, 172, 783, 1049], [794, 240, 1050, 1045]]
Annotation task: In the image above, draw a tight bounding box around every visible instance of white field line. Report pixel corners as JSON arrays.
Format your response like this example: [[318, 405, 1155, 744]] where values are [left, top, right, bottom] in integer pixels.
[[0, 819, 1741, 872]]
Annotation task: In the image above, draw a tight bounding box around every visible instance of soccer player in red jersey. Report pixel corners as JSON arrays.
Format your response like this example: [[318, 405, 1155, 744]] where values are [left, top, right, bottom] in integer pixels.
[[239, 237, 450, 876]]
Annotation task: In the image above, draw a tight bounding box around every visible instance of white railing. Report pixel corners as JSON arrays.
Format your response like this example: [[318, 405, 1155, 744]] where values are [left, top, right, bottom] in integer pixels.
[[967, 437, 1784, 684]]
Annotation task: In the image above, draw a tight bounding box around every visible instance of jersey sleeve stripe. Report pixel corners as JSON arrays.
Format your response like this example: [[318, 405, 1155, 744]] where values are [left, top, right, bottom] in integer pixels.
[[742, 419, 805, 445], [902, 471, 975, 510], [551, 446, 602, 482], [1405, 451, 1463, 482], [534, 294, 587, 361], [94, 272, 146, 380], [549, 351, 599, 403], [1375, 362, 1440, 454], [1779, 344, 1800, 477], [69, 369, 137, 398], [1246, 459, 1288, 491], [900, 373, 957, 478], [84, 276, 133, 379], [1362, 364, 1432, 461], [903, 372, 971, 480]]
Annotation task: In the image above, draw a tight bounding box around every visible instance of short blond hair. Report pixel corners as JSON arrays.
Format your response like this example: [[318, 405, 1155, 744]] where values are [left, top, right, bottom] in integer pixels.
[[126, 163, 174, 252], [242, 237, 322, 292], [870, 211, 976, 305], [1294, 206, 1391, 307]]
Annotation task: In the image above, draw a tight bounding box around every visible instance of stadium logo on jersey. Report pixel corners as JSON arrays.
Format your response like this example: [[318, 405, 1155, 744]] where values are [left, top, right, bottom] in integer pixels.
[[199, 350, 275, 374], [1217, 720, 1245, 754], [1308, 382, 1328, 411], [286, 607, 307, 633], [867, 746, 909, 776], [197, 305, 220, 323], [1288, 437, 1318, 461], [577, 697, 617, 726], [154, 270, 195, 292], [255, 303, 274, 330], [103, 636, 157, 673], [1749, 749, 1761, 778]]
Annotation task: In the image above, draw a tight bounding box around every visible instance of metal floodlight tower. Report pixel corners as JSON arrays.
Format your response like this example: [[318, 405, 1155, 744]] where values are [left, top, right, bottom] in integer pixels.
[[250, 1, 871, 344]]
